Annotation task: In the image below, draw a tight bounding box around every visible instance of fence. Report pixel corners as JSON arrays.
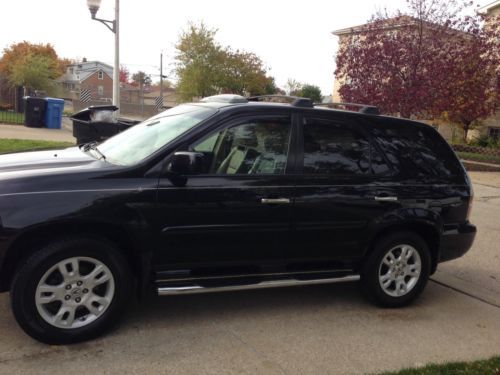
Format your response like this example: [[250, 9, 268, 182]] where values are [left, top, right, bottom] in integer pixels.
[[0, 110, 24, 125], [72, 99, 160, 120]]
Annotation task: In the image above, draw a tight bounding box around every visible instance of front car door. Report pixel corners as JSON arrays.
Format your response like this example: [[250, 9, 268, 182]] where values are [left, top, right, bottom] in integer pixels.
[[154, 112, 297, 275]]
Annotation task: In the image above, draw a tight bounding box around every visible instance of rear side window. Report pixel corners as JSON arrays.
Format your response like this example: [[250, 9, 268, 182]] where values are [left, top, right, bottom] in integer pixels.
[[303, 118, 378, 175], [372, 125, 461, 177]]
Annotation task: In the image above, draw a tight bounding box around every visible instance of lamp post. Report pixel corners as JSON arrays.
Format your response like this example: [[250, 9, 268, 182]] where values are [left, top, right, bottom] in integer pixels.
[[86, 0, 120, 115]]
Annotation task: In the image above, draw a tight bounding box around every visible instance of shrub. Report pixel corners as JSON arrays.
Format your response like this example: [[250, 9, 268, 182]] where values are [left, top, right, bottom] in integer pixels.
[[470, 134, 499, 149]]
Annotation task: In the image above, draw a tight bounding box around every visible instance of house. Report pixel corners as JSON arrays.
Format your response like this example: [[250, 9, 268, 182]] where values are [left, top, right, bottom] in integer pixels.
[[58, 59, 113, 102], [331, 10, 499, 142], [476, 0, 500, 140]]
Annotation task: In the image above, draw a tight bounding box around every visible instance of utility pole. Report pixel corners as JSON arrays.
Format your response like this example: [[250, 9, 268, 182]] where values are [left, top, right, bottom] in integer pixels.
[[160, 53, 163, 106]]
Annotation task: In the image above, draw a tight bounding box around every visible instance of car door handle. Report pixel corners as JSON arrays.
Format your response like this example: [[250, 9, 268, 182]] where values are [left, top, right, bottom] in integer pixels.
[[374, 196, 398, 202], [261, 198, 290, 205]]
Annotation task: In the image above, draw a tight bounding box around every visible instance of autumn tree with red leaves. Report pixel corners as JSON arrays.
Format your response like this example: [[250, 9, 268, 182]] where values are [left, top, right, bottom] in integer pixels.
[[335, 0, 499, 140], [119, 65, 130, 84]]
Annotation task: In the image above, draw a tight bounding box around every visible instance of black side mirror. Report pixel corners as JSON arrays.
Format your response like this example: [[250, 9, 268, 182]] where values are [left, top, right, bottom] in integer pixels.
[[168, 151, 204, 175]]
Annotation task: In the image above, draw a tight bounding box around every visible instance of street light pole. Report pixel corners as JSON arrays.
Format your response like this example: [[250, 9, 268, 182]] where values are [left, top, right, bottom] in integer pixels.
[[113, 0, 119, 114], [87, 0, 120, 116]]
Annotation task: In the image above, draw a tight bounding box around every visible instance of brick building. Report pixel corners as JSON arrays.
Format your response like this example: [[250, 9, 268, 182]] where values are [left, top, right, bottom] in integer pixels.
[[58, 59, 114, 102]]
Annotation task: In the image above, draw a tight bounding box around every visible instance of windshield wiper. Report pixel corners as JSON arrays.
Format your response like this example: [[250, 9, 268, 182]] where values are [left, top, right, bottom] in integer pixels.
[[90, 144, 106, 161]]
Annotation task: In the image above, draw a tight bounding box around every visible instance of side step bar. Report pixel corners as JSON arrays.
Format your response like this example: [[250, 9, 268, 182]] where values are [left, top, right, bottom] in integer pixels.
[[157, 275, 360, 296]]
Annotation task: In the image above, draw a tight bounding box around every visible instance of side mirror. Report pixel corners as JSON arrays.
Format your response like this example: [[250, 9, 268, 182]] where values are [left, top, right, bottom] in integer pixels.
[[168, 151, 204, 175]]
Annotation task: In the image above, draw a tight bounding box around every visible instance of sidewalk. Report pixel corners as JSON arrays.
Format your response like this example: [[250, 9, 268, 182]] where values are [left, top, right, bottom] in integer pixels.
[[0, 124, 75, 143], [469, 171, 500, 189]]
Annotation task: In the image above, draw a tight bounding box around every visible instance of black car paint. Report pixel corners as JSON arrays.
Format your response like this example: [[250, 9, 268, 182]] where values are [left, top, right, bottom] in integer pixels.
[[0, 102, 476, 292]]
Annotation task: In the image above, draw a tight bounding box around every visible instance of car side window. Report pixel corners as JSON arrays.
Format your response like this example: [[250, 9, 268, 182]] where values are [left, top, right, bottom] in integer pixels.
[[372, 126, 461, 177], [303, 119, 371, 175], [192, 118, 292, 175]]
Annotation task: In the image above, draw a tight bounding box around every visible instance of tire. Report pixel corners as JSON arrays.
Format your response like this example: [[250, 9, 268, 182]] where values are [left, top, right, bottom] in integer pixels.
[[10, 237, 132, 344], [361, 231, 431, 307]]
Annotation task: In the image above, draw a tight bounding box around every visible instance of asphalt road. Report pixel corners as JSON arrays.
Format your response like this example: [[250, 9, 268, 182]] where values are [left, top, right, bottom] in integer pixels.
[[0, 177, 498, 375]]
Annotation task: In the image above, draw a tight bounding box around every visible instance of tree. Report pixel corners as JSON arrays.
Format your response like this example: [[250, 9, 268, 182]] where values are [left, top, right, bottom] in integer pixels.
[[285, 78, 302, 96], [119, 65, 130, 84], [131, 71, 152, 87], [299, 84, 322, 103], [175, 23, 277, 101], [335, 0, 499, 124], [0, 41, 66, 93], [9, 53, 55, 93]]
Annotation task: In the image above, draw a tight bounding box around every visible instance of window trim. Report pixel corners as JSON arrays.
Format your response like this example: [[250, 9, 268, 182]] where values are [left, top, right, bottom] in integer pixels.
[[98, 71, 104, 80]]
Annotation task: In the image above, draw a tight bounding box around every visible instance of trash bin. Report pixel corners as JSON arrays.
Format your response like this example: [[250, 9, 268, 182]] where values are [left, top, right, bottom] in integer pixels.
[[45, 98, 65, 129], [24, 97, 47, 128], [70, 105, 140, 144]]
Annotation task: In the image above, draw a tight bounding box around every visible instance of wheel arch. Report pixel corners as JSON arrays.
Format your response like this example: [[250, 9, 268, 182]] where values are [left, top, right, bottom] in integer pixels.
[[363, 222, 441, 275], [0, 221, 150, 293]]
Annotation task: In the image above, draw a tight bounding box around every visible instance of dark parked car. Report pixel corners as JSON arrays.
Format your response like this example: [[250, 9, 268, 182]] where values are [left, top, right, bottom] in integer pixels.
[[0, 95, 476, 344]]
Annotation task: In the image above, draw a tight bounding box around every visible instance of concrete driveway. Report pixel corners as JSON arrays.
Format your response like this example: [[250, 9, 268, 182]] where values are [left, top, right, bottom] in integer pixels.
[[0, 174, 498, 375]]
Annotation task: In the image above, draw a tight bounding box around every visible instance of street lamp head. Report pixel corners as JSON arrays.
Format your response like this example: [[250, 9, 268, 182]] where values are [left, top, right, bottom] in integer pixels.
[[87, 0, 102, 18]]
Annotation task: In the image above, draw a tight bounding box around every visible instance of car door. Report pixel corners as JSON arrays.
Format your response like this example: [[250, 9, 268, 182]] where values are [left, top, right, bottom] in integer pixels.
[[153, 113, 297, 272], [289, 113, 395, 265]]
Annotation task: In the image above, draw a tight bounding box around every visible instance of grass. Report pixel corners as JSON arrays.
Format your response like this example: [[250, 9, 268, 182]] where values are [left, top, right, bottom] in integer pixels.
[[456, 151, 500, 165], [378, 356, 500, 375], [0, 139, 75, 154]]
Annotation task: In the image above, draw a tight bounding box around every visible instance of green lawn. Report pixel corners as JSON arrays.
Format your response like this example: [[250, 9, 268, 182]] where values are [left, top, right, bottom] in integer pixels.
[[0, 139, 75, 154], [378, 356, 500, 375], [456, 151, 500, 165]]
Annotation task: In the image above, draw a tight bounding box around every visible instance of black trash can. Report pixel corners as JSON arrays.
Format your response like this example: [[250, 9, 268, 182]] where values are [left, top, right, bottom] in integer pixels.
[[70, 105, 140, 144], [24, 97, 47, 128]]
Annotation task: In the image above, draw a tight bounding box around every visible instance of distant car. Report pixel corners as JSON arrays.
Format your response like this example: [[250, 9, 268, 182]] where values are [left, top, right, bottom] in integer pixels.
[[0, 94, 476, 344]]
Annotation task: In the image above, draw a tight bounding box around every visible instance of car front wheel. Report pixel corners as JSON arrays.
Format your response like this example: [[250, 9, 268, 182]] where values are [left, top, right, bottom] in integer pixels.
[[10, 237, 132, 344]]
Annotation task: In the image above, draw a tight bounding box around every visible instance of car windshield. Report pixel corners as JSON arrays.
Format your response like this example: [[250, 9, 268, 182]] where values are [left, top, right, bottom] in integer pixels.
[[97, 104, 217, 166]]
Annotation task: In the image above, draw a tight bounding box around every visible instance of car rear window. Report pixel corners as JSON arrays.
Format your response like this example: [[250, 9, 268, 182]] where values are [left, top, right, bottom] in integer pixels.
[[372, 124, 462, 177]]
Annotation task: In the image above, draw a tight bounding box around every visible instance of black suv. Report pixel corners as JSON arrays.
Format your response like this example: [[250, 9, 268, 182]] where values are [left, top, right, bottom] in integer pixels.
[[0, 95, 476, 344]]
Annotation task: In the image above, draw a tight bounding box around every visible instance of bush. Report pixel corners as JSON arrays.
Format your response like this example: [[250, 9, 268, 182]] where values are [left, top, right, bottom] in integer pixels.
[[0, 103, 14, 111], [469, 134, 499, 149]]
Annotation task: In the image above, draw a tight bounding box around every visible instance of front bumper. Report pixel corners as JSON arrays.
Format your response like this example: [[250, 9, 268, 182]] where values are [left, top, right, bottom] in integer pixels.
[[439, 222, 477, 263]]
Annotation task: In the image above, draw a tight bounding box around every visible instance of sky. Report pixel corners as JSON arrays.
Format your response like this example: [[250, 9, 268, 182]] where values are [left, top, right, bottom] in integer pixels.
[[0, 0, 492, 96]]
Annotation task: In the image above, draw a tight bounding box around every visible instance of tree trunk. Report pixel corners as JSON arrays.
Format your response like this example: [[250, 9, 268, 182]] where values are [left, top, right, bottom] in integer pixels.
[[462, 122, 471, 143]]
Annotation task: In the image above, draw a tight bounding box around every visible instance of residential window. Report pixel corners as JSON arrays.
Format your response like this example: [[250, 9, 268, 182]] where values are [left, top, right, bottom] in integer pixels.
[[98, 85, 104, 95], [98, 71, 104, 80], [488, 128, 500, 138]]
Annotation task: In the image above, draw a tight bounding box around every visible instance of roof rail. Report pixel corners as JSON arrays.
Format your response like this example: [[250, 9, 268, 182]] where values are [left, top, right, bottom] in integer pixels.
[[247, 95, 314, 108], [200, 94, 248, 104], [316, 102, 380, 115]]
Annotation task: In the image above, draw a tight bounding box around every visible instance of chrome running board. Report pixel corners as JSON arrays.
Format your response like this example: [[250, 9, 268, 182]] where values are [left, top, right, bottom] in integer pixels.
[[157, 275, 360, 296]]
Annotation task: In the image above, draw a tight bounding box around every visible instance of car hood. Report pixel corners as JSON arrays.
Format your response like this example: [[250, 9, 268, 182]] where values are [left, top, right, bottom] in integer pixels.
[[0, 147, 95, 173]]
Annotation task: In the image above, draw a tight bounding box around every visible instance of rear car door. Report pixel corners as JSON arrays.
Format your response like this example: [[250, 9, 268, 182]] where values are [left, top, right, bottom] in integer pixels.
[[154, 113, 297, 272], [289, 113, 395, 266]]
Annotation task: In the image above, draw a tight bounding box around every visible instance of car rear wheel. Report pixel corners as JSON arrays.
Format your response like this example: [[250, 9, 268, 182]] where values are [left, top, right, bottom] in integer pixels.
[[10, 237, 132, 344], [361, 231, 431, 307]]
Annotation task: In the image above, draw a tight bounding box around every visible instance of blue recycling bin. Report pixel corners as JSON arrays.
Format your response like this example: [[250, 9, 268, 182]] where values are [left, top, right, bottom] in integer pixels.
[[44, 98, 65, 129]]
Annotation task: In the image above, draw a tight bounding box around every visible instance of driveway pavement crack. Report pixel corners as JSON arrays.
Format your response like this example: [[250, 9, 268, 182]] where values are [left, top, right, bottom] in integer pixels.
[[430, 279, 500, 309]]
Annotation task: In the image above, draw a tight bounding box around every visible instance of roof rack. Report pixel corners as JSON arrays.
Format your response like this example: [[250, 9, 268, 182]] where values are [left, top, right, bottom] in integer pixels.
[[316, 102, 380, 115], [247, 95, 314, 108], [200, 94, 248, 104]]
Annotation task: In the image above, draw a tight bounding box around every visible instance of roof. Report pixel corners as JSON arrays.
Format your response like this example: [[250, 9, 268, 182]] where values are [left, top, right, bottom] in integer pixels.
[[61, 60, 113, 83], [477, 0, 500, 13], [332, 16, 418, 36]]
